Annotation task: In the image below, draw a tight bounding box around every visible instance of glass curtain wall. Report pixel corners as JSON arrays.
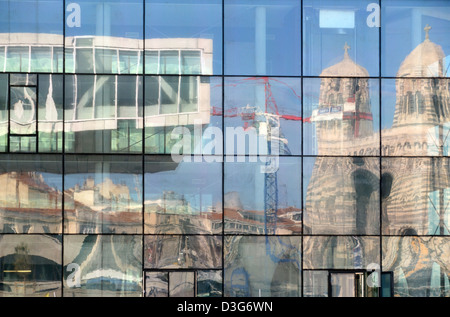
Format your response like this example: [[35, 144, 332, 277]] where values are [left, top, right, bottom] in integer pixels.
[[0, 0, 449, 297]]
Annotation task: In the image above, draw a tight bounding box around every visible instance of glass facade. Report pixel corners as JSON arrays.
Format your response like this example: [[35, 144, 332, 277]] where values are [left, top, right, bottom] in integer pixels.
[[0, 0, 449, 298]]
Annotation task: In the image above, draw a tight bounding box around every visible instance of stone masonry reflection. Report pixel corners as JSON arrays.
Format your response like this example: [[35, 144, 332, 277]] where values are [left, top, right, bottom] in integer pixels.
[[305, 27, 450, 297]]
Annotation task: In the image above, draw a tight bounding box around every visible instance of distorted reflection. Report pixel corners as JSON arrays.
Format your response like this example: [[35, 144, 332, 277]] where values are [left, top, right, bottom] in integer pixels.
[[303, 76, 380, 156], [63, 235, 142, 297], [383, 237, 450, 297], [224, 236, 301, 297], [382, 158, 450, 235], [65, 75, 143, 153], [303, 236, 379, 270], [224, 77, 302, 156], [144, 235, 222, 269], [145, 156, 222, 234], [0, 155, 62, 234], [145, 76, 222, 154], [145, 272, 168, 297], [64, 156, 142, 234], [0, 235, 62, 297], [304, 157, 380, 235], [225, 157, 302, 235]]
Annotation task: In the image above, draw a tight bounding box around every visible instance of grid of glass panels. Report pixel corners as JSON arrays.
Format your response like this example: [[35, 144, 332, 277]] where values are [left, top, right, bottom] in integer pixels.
[[0, 0, 449, 297]]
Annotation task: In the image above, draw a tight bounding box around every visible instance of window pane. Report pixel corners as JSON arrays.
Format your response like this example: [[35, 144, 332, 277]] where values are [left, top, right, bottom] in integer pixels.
[[303, 236, 379, 270], [63, 235, 142, 297], [65, 0, 143, 74], [0, 74, 7, 152], [10, 87, 36, 135], [382, 157, 450, 236], [169, 271, 195, 297], [303, 271, 328, 297], [144, 235, 222, 269], [225, 157, 302, 235], [0, 0, 63, 73], [38, 75, 63, 153], [303, 0, 379, 76], [0, 154, 62, 234], [382, 79, 450, 156], [65, 75, 143, 153], [383, 237, 450, 297], [304, 157, 380, 235], [224, 236, 301, 297], [145, 272, 168, 297], [145, 156, 222, 234], [64, 155, 142, 234], [0, 235, 62, 297], [145, 76, 222, 155], [197, 270, 222, 297], [382, 0, 450, 77], [145, 0, 221, 75], [225, 0, 301, 76], [224, 77, 302, 156], [303, 78, 380, 156]]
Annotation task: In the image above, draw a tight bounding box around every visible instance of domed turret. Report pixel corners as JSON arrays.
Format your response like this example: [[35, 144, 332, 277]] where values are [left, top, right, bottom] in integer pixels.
[[314, 43, 374, 154], [320, 43, 369, 77], [393, 25, 450, 127], [397, 25, 446, 78]]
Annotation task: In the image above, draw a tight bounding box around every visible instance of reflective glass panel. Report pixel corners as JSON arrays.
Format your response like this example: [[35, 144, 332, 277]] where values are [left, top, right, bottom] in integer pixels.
[[383, 236, 450, 297], [304, 157, 380, 235], [0, 154, 62, 234], [145, 0, 222, 75], [65, 75, 143, 153], [0, 235, 61, 297], [0, 74, 6, 152], [224, 236, 301, 297], [224, 157, 302, 235], [303, 236, 379, 270], [10, 87, 36, 135], [38, 75, 63, 152], [381, 79, 450, 156], [382, 0, 450, 77], [303, 78, 380, 156], [63, 235, 142, 297], [0, 0, 63, 73], [224, 77, 302, 156], [144, 235, 222, 269], [197, 270, 222, 297], [144, 156, 222, 235], [303, 0, 379, 76], [64, 155, 142, 234], [169, 271, 195, 297], [303, 271, 328, 297], [382, 157, 450, 236], [144, 76, 222, 155], [65, 0, 143, 74], [224, 0, 301, 76], [145, 272, 168, 297]]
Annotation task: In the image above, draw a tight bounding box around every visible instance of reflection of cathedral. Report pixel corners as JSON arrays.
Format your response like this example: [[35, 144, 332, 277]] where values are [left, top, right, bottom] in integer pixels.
[[305, 27, 450, 296]]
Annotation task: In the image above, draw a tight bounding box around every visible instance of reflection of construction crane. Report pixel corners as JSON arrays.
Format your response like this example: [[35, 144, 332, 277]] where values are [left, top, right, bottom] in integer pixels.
[[212, 77, 301, 237]]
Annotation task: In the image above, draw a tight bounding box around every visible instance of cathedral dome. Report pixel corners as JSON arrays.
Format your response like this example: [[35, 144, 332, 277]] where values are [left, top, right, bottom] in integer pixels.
[[320, 43, 369, 77], [397, 25, 445, 77]]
